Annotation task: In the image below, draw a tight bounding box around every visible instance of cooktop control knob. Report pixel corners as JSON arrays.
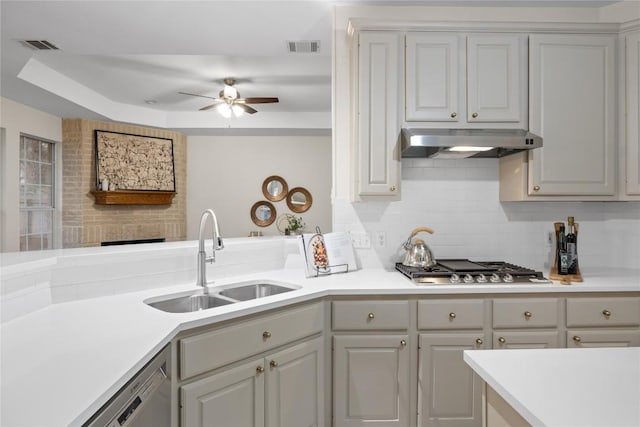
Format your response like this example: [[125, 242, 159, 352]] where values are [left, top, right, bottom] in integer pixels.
[[490, 273, 501, 283], [449, 273, 460, 283], [463, 274, 475, 283], [476, 274, 488, 283], [503, 273, 514, 283]]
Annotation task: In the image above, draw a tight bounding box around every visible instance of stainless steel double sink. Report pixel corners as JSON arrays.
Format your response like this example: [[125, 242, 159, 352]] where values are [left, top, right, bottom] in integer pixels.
[[145, 280, 299, 313]]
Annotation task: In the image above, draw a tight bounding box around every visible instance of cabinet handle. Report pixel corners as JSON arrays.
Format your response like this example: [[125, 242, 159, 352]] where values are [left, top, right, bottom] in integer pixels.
[[390, 186, 397, 192], [400, 339, 407, 347], [476, 338, 483, 345], [524, 311, 532, 318], [573, 336, 582, 343], [450, 112, 457, 118], [533, 185, 541, 192], [256, 365, 264, 374], [472, 112, 478, 118], [602, 309, 611, 317], [262, 331, 272, 339], [449, 312, 456, 319], [367, 312, 375, 319], [498, 337, 506, 344], [270, 360, 278, 368]]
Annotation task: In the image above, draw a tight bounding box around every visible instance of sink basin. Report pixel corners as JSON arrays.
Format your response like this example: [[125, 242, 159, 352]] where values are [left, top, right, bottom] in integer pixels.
[[145, 280, 300, 313], [147, 293, 234, 313], [218, 282, 298, 301]]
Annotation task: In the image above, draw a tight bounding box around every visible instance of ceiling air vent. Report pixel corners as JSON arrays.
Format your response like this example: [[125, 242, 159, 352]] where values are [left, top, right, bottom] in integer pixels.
[[287, 40, 320, 53], [21, 40, 59, 50]]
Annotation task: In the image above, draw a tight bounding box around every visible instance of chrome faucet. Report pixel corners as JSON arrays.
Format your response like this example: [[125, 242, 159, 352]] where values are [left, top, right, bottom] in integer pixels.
[[196, 209, 224, 289]]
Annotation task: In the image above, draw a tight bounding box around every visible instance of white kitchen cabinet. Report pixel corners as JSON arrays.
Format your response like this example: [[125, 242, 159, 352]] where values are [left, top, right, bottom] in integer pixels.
[[501, 34, 617, 200], [181, 337, 323, 427], [626, 31, 640, 196], [333, 334, 410, 427], [356, 31, 402, 197], [418, 333, 486, 427], [405, 33, 527, 127]]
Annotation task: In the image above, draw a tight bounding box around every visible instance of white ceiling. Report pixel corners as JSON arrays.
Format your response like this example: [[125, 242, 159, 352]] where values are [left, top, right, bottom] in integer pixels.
[[0, 0, 624, 135]]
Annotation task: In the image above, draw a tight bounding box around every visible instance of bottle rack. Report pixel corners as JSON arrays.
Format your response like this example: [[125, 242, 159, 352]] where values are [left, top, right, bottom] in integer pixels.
[[549, 220, 583, 283]]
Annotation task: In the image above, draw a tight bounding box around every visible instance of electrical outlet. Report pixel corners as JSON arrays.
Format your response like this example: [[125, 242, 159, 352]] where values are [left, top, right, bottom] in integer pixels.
[[375, 231, 386, 248], [350, 231, 371, 249], [546, 231, 554, 248]]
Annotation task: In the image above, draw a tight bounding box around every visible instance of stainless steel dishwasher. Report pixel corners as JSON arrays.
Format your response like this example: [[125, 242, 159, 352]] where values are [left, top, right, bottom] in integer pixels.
[[83, 344, 171, 427]]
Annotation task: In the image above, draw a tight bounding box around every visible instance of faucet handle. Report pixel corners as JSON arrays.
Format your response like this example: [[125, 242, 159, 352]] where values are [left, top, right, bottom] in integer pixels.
[[206, 255, 215, 264]]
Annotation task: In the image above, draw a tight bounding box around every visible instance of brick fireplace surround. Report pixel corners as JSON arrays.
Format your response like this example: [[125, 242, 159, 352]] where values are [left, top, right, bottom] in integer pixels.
[[61, 119, 187, 247]]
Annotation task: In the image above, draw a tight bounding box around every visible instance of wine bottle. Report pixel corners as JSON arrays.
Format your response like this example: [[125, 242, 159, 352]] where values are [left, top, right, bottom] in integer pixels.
[[557, 223, 568, 275], [566, 216, 579, 274]]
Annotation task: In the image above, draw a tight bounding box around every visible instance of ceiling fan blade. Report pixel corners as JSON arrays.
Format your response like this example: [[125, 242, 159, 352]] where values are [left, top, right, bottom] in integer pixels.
[[199, 104, 219, 111], [178, 91, 220, 101], [241, 97, 279, 104], [234, 103, 258, 114]]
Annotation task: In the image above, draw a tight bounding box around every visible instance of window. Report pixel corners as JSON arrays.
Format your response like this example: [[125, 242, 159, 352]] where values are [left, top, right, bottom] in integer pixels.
[[19, 135, 56, 251]]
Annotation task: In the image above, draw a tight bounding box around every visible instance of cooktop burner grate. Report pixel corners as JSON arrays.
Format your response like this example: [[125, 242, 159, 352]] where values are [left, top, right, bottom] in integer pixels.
[[395, 259, 547, 284]]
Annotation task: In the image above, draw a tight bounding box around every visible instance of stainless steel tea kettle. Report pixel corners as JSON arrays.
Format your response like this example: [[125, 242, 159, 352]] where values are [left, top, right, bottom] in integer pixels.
[[401, 227, 436, 268]]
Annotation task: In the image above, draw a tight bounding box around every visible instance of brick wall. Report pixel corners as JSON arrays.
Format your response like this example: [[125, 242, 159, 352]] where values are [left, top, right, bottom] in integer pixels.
[[61, 119, 187, 247]]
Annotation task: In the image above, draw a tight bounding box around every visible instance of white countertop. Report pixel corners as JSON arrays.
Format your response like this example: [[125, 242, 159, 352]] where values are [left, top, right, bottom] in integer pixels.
[[2, 264, 639, 427], [464, 347, 640, 427]]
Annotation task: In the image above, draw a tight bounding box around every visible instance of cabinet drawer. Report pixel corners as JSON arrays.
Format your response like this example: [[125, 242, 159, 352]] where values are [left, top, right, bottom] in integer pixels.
[[567, 329, 640, 347], [493, 298, 559, 328], [566, 297, 640, 327], [332, 300, 409, 330], [418, 299, 484, 330], [180, 302, 323, 380]]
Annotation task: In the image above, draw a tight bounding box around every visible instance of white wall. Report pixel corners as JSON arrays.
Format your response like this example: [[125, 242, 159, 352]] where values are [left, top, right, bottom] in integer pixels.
[[186, 135, 332, 239], [332, 5, 640, 271], [0, 97, 62, 252]]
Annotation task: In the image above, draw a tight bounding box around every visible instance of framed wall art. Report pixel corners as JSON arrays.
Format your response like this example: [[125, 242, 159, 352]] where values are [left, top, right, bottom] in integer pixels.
[[95, 130, 176, 192]]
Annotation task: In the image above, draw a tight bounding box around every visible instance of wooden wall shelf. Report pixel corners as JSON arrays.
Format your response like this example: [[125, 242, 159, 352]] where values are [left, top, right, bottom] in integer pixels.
[[91, 190, 176, 205]]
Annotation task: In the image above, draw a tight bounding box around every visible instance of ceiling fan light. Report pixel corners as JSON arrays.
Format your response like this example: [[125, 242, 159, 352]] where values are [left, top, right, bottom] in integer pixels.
[[223, 85, 237, 99], [232, 105, 245, 117], [217, 103, 232, 118]]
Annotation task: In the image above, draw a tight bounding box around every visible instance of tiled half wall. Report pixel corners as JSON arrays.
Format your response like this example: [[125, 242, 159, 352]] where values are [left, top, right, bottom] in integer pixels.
[[61, 119, 187, 247]]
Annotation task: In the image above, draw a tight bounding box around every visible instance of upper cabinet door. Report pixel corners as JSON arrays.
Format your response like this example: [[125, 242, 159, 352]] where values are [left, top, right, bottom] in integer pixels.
[[357, 31, 402, 197], [626, 32, 640, 196], [467, 34, 526, 124], [406, 33, 463, 122], [529, 34, 616, 196]]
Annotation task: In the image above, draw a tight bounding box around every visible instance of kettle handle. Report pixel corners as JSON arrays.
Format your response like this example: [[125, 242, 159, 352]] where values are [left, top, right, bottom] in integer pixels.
[[410, 227, 434, 237]]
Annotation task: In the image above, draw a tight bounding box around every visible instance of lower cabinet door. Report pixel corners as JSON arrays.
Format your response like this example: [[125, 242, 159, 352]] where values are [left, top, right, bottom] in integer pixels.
[[418, 333, 486, 427], [333, 335, 410, 427], [567, 330, 640, 348], [181, 358, 265, 427], [265, 337, 324, 427]]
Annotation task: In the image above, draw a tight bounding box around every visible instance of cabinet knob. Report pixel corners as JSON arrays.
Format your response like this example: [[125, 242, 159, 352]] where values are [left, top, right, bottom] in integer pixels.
[[450, 112, 457, 118], [262, 331, 272, 339], [573, 336, 582, 343], [390, 186, 397, 192], [476, 338, 483, 345], [602, 309, 611, 317], [498, 337, 506, 344], [472, 112, 478, 118], [256, 365, 265, 374], [524, 311, 532, 318], [533, 185, 541, 192], [367, 312, 375, 319], [270, 360, 278, 368], [449, 312, 456, 319], [400, 339, 407, 347]]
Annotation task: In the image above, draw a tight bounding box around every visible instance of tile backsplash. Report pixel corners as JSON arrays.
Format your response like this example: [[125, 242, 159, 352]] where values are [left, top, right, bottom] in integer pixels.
[[334, 158, 640, 271]]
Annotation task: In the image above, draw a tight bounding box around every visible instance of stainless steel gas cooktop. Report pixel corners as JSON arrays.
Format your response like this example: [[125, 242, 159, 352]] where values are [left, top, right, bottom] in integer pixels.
[[395, 259, 550, 285]]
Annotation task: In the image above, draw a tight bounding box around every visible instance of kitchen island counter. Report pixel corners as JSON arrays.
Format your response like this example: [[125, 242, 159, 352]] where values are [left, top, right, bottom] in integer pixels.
[[464, 347, 640, 426]]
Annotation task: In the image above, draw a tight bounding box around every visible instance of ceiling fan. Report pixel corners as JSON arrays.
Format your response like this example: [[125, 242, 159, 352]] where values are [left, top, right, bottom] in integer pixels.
[[179, 78, 279, 117]]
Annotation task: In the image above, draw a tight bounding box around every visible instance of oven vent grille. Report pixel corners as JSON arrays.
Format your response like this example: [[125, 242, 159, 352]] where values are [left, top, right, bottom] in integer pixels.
[[287, 40, 320, 53], [21, 40, 59, 50]]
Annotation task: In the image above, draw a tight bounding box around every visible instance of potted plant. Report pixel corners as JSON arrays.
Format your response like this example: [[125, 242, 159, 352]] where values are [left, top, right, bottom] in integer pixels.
[[284, 214, 305, 235]]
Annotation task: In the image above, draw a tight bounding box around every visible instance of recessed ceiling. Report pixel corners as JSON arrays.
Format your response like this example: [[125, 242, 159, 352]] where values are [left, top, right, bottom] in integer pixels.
[[0, 0, 626, 135]]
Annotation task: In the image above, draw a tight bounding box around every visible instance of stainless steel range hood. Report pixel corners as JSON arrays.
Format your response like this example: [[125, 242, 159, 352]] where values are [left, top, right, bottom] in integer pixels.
[[401, 128, 542, 159]]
